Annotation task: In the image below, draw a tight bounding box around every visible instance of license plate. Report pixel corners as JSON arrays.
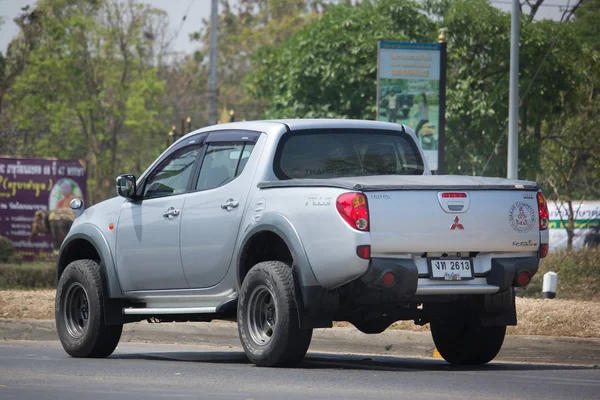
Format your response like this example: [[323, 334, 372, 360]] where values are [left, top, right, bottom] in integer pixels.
[[428, 258, 474, 280]]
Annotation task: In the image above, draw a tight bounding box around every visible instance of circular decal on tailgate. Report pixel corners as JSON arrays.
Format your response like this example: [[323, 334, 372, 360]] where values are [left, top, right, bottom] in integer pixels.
[[508, 202, 536, 233]]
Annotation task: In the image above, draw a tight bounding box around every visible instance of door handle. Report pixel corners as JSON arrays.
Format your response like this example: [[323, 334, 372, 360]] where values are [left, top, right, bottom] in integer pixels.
[[163, 207, 180, 219], [221, 198, 239, 211]]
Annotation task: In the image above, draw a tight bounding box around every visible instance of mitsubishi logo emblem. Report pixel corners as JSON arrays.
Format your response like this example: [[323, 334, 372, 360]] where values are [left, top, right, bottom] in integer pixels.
[[450, 216, 464, 230]]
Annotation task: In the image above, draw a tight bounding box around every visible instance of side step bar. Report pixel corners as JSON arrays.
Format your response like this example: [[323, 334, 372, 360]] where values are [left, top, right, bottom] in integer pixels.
[[121, 297, 238, 316], [122, 307, 217, 315]]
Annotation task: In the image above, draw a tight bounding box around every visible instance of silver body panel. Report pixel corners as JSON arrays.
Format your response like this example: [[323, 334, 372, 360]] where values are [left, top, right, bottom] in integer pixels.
[[60, 119, 547, 312]]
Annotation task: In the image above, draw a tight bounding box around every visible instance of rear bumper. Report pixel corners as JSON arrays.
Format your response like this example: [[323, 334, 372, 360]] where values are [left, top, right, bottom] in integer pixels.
[[361, 256, 539, 296]]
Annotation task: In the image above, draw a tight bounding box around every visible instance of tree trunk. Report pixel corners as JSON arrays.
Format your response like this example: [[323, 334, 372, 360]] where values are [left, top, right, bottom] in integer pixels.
[[535, 120, 541, 141]]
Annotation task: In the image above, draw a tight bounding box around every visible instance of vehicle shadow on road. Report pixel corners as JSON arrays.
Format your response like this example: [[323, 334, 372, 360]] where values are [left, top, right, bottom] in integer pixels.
[[110, 351, 598, 372]]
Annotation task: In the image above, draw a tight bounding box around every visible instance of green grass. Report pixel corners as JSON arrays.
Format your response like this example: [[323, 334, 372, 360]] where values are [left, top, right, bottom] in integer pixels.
[[0, 261, 55, 290], [1, 261, 55, 270], [517, 249, 600, 301]]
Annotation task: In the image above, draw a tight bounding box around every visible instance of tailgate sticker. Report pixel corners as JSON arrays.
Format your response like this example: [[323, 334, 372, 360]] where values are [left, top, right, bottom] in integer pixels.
[[509, 202, 536, 233]]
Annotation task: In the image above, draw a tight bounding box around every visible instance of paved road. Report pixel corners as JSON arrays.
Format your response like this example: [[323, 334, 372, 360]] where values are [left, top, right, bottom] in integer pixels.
[[0, 341, 599, 399]]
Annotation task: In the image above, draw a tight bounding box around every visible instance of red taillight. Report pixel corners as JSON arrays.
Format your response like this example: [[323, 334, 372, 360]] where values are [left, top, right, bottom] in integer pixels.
[[336, 192, 369, 231], [540, 243, 549, 258], [441, 192, 467, 198], [515, 271, 531, 287], [537, 191, 549, 230], [356, 245, 371, 260]]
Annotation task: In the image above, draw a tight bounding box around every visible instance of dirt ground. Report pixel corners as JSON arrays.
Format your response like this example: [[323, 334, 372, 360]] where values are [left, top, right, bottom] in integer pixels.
[[1, 290, 598, 338]]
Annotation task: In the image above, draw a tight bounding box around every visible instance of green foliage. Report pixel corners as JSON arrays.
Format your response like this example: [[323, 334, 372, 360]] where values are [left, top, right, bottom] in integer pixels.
[[517, 249, 600, 301], [430, 0, 580, 178], [6, 0, 171, 203], [191, 0, 326, 121], [0, 236, 15, 263], [248, 0, 593, 182], [0, 262, 55, 289], [247, 0, 435, 119]]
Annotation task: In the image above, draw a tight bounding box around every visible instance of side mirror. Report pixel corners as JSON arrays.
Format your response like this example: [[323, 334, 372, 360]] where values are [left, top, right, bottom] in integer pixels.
[[70, 198, 84, 217], [116, 174, 137, 200]]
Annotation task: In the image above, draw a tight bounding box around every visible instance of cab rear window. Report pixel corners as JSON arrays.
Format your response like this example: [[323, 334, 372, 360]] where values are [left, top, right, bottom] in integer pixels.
[[274, 129, 424, 179]]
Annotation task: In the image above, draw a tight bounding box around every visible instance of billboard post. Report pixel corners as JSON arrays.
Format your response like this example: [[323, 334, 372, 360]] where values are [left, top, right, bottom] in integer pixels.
[[377, 41, 443, 172], [437, 30, 448, 175]]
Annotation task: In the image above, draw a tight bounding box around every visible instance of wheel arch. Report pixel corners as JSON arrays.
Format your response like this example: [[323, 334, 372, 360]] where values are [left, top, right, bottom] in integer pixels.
[[236, 213, 332, 328], [57, 224, 124, 299], [236, 213, 318, 289]]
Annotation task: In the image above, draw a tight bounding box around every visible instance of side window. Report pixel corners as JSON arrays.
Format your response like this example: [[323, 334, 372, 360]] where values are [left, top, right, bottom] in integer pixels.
[[143, 145, 201, 198], [196, 143, 255, 191]]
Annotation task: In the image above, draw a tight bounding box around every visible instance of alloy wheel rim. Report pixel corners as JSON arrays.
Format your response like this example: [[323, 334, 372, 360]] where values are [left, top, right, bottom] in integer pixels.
[[246, 285, 277, 346], [63, 282, 89, 339]]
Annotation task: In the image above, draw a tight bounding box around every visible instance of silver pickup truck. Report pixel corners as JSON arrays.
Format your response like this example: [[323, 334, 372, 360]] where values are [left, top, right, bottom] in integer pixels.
[[55, 119, 549, 367]]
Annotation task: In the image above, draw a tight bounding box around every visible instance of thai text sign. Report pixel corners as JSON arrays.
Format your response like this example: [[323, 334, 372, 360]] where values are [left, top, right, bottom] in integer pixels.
[[548, 200, 600, 250], [0, 158, 86, 259], [377, 42, 442, 170]]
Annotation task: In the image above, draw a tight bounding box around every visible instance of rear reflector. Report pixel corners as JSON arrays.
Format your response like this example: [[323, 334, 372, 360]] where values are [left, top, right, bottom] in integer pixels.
[[381, 271, 396, 287], [356, 245, 371, 260], [515, 271, 532, 287], [540, 243, 549, 258], [441, 192, 467, 198]]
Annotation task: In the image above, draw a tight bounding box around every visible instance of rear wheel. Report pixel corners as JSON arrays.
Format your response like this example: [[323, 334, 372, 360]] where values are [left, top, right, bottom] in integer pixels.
[[238, 261, 313, 367], [430, 314, 506, 366], [56, 259, 122, 358]]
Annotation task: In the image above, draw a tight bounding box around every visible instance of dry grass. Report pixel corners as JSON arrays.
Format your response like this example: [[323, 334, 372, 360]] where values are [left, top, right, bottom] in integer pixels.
[[2, 291, 598, 338], [0, 290, 55, 320], [334, 298, 600, 338]]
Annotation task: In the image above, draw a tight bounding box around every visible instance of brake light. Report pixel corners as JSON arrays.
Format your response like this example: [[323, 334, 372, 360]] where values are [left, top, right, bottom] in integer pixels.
[[441, 192, 467, 198], [336, 192, 369, 231], [537, 191, 549, 230]]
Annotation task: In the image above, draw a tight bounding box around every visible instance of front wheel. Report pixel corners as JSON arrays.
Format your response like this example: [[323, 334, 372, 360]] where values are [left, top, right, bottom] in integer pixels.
[[56, 259, 122, 358], [430, 315, 506, 365], [238, 261, 313, 367]]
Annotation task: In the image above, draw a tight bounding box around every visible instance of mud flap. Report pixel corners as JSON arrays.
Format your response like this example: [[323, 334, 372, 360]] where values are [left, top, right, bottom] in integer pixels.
[[480, 289, 517, 326]]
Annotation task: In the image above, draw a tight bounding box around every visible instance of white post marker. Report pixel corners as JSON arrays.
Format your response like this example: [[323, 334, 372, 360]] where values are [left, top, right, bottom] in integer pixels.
[[542, 272, 558, 299]]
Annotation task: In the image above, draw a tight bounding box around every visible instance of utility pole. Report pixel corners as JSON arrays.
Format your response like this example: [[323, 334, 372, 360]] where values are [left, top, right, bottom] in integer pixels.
[[507, 0, 520, 179], [207, 0, 218, 125]]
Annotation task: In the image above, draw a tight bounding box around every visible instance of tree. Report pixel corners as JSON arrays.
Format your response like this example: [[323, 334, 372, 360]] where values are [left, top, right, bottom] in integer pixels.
[[248, 0, 579, 182], [190, 0, 328, 122], [0, 6, 42, 117], [7, 0, 171, 204], [247, 0, 436, 119], [539, 1, 600, 250]]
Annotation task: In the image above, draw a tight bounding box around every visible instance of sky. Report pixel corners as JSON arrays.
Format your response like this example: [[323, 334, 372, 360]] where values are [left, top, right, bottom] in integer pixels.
[[0, 0, 573, 54], [0, 0, 212, 53]]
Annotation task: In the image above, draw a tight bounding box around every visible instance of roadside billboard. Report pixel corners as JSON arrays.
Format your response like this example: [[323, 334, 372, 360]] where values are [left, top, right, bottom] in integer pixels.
[[548, 200, 600, 251], [377, 41, 443, 171], [0, 158, 86, 260]]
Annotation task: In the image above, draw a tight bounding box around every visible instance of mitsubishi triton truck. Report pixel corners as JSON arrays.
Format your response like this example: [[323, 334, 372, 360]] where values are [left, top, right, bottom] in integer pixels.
[[54, 119, 549, 367]]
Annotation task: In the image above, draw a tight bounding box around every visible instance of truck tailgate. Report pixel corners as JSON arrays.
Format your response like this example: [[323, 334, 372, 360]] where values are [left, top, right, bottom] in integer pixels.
[[367, 189, 540, 254]]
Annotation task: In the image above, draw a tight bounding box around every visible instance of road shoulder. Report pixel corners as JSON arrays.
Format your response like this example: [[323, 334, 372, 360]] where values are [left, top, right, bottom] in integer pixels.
[[1, 319, 598, 366]]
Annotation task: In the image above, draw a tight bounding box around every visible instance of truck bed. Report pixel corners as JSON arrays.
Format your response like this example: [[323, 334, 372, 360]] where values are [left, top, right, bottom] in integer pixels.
[[258, 175, 539, 191]]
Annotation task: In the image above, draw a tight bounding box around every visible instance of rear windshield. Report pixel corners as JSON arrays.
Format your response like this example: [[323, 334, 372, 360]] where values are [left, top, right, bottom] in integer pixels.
[[274, 129, 424, 179]]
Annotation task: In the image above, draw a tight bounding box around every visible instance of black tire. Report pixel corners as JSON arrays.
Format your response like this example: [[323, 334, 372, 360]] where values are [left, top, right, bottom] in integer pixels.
[[431, 315, 506, 366], [402, 109, 409, 118], [238, 261, 313, 367], [55, 259, 122, 358]]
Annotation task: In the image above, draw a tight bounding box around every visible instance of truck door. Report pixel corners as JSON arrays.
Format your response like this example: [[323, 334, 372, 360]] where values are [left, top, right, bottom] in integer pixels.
[[179, 130, 261, 288]]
